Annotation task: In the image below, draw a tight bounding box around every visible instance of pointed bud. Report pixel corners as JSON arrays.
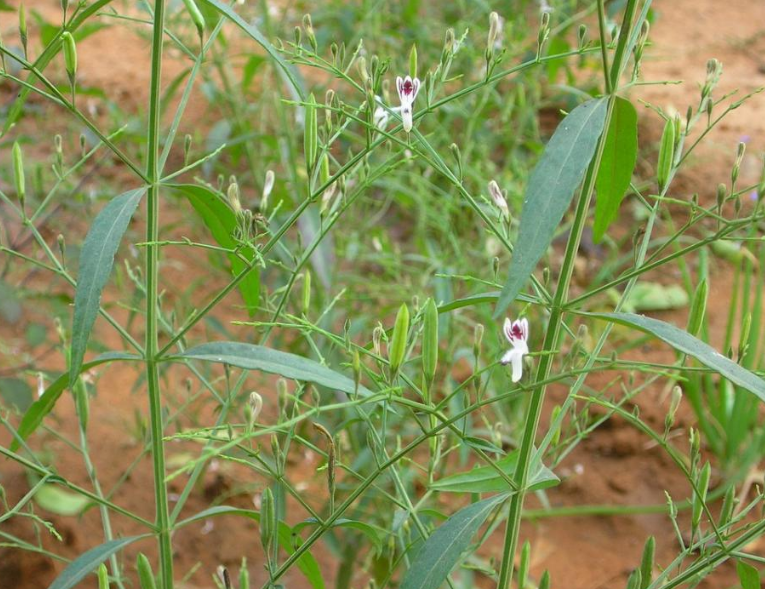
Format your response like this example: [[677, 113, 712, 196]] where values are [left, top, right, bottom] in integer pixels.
[[227, 179, 241, 214], [261, 169, 275, 211], [409, 44, 417, 79], [19, 4, 28, 57], [302, 270, 311, 315], [657, 117, 676, 192], [61, 32, 77, 95], [136, 554, 157, 589], [372, 325, 384, 357], [487, 12, 500, 51], [488, 180, 509, 219], [260, 487, 275, 558], [422, 298, 438, 386], [473, 323, 484, 358], [577, 24, 587, 49], [248, 392, 263, 426], [304, 94, 318, 174], [303, 13, 317, 52], [97, 564, 110, 589]]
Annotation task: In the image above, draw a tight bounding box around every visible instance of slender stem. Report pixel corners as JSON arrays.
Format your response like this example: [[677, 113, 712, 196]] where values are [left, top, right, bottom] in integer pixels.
[[495, 95, 615, 589], [145, 0, 173, 586]]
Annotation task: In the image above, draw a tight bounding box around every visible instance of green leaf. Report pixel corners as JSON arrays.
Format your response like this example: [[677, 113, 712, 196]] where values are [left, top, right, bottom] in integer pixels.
[[292, 518, 384, 553], [495, 98, 608, 317], [34, 483, 91, 516], [12, 352, 139, 451], [49, 536, 148, 589], [0, 378, 33, 412], [70, 189, 145, 388], [177, 506, 325, 589], [199, 0, 304, 100], [168, 184, 260, 316], [430, 449, 558, 493], [590, 312, 765, 401], [400, 494, 506, 589], [594, 96, 637, 242], [177, 342, 373, 398], [737, 560, 760, 589]]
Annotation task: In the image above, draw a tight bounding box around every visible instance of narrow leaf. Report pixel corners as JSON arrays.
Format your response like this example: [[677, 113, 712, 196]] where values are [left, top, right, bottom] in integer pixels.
[[70, 189, 145, 387], [590, 312, 765, 401], [430, 449, 558, 493], [495, 98, 608, 317], [292, 518, 384, 553], [12, 352, 139, 451], [594, 96, 637, 242], [400, 494, 506, 589], [49, 536, 148, 589], [169, 184, 260, 315], [178, 342, 372, 398]]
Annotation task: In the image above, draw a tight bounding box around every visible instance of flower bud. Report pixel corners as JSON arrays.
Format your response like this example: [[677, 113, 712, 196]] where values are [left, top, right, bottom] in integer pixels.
[[248, 391, 263, 426], [302, 14, 317, 52], [577, 24, 587, 50], [473, 323, 484, 358], [227, 178, 241, 214], [409, 44, 417, 79], [260, 487, 275, 559], [656, 117, 675, 192], [487, 12, 500, 51], [488, 180, 509, 219], [302, 270, 311, 315], [372, 325, 384, 357], [261, 169, 275, 211], [732, 141, 746, 186]]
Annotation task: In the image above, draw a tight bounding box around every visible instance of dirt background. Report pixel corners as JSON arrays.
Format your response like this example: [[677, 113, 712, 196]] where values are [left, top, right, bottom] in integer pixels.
[[2, 0, 765, 588]]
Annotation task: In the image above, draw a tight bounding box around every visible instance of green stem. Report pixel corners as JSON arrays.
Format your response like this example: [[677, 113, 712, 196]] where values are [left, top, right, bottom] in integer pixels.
[[145, 0, 173, 586], [495, 95, 615, 589]]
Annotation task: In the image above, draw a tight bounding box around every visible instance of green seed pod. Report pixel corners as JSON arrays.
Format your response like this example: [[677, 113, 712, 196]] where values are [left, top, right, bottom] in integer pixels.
[[61, 32, 77, 82], [19, 4, 28, 56], [656, 117, 675, 192], [409, 44, 417, 79], [304, 94, 318, 174], [626, 569, 642, 589], [260, 487, 275, 557], [686, 278, 708, 337], [136, 554, 157, 589], [422, 298, 438, 386], [12, 141, 25, 208], [692, 461, 711, 529], [352, 349, 362, 392], [182, 0, 205, 41], [302, 14, 316, 52], [639, 536, 655, 589], [538, 570, 551, 589], [74, 377, 88, 430], [518, 541, 531, 589], [97, 564, 110, 589], [313, 422, 336, 511], [302, 270, 311, 316], [719, 484, 736, 528], [388, 303, 410, 376], [239, 558, 250, 589]]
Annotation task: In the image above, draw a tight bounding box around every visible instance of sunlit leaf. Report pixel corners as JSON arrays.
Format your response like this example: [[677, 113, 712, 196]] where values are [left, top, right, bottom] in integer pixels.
[[495, 98, 608, 317], [70, 189, 145, 388], [594, 96, 637, 242]]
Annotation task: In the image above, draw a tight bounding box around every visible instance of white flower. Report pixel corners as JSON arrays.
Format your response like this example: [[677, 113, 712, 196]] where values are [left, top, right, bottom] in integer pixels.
[[373, 106, 390, 130], [396, 75, 421, 133], [501, 317, 529, 383], [488, 180, 509, 219]]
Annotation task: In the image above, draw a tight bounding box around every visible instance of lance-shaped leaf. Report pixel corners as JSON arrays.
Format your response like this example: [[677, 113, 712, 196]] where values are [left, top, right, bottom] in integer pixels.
[[12, 352, 140, 451], [430, 448, 558, 493], [400, 494, 506, 589], [169, 184, 260, 316], [70, 189, 145, 387], [495, 98, 608, 317], [49, 536, 149, 589], [590, 312, 765, 401], [594, 96, 638, 242], [177, 342, 373, 398]]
